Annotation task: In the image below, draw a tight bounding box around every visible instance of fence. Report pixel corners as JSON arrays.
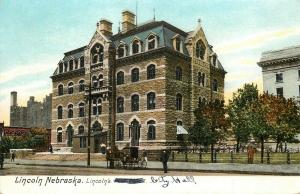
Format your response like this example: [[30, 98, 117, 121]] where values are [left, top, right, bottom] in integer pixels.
[[169, 149, 300, 164]]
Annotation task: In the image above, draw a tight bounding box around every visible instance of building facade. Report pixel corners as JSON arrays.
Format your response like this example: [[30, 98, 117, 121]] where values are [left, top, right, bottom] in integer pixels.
[[10, 92, 52, 129], [51, 10, 226, 152], [258, 45, 300, 105]]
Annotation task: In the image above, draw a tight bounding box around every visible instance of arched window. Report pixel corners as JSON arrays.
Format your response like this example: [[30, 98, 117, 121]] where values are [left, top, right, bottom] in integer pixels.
[[176, 66, 182, 81], [57, 106, 63, 119], [147, 35, 156, 50], [78, 126, 84, 134], [117, 97, 124, 113], [131, 68, 139, 82], [131, 94, 139, 111], [80, 57, 84, 68], [68, 104, 73, 118], [64, 62, 68, 72], [147, 92, 156, 110], [58, 84, 64, 96], [147, 64, 155, 79], [92, 121, 102, 132], [57, 127, 62, 143], [176, 93, 182, 110], [213, 79, 218, 92], [117, 44, 126, 58], [59, 63, 63, 73], [97, 98, 102, 115], [147, 120, 156, 140], [92, 99, 97, 115], [177, 120, 183, 126], [196, 40, 206, 60], [202, 73, 205, 86], [132, 39, 140, 54], [91, 43, 104, 64], [98, 74, 103, 87], [117, 71, 124, 85], [69, 60, 74, 71], [68, 82, 74, 94], [116, 123, 124, 141], [74, 59, 78, 69], [92, 76, 98, 88], [198, 72, 202, 85], [79, 80, 85, 92], [79, 102, 85, 117], [175, 37, 181, 52]]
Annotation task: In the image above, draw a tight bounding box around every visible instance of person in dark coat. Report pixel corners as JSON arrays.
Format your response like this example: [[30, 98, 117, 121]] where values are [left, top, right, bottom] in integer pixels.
[[49, 145, 53, 154], [0, 152, 4, 169], [11, 152, 15, 162], [160, 150, 169, 173]]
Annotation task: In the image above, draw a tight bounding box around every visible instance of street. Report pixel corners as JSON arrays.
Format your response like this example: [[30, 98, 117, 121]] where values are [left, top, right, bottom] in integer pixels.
[[0, 163, 255, 176]]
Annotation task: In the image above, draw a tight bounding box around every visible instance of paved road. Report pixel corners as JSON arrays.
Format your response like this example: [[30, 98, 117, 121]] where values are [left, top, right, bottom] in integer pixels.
[[0, 164, 255, 176]]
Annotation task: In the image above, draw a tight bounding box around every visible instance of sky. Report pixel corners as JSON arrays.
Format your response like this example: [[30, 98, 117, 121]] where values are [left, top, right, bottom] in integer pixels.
[[0, 0, 300, 125]]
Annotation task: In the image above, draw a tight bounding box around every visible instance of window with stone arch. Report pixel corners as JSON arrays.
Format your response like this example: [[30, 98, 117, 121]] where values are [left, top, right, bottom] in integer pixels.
[[213, 79, 218, 92], [68, 104, 73, 118], [117, 97, 124, 113], [176, 93, 182, 111], [92, 75, 98, 88], [147, 64, 156, 79], [175, 37, 181, 52], [131, 68, 139, 82], [147, 92, 156, 110], [147, 34, 156, 50], [58, 84, 64, 96], [68, 82, 74, 94], [175, 66, 182, 81], [116, 123, 124, 141], [117, 71, 124, 85], [57, 127, 62, 143], [69, 60, 74, 71], [78, 102, 85, 117], [78, 125, 84, 134], [64, 62, 68, 72], [147, 120, 156, 140], [79, 80, 85, 92], [97, 98, 102, 115], [80, 57, 84, 68], [78, 126, 86, 148], [91, 43, 104, 64], [57, 106, 63, 119], [132, 39, 141, 54], [117, 44, 126, 58], [98, 74, 104, 87], [131, 94, 139, 112], [196, 40, 206, 60]]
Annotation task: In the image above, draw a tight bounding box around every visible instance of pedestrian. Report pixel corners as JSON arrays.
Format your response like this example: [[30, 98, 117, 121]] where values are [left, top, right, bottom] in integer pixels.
[[160, 150, 169, 173], [11, 152, 15, 162], [49, 145, 53, 154], [0, 152, 4, 169], [142, 149, 148, 162]]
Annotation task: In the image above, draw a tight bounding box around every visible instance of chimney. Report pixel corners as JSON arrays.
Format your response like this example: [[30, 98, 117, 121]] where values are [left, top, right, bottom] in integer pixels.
[[122, 10, 136, 32], [10, 91, 17, 107], [97, 19, 113, 37]]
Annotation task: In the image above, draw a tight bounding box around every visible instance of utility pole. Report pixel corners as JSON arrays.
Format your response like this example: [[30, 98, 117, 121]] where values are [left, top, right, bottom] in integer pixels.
[[87, 66, 92, 166], [209, 56, 214, 163]]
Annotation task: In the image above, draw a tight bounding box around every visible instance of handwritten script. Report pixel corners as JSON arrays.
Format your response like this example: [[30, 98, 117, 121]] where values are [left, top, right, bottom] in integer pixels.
[[150, 176, 196, 188]]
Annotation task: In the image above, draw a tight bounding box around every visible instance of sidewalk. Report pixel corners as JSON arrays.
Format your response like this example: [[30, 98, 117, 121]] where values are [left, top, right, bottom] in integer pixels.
[[4, 159, 300, 175]]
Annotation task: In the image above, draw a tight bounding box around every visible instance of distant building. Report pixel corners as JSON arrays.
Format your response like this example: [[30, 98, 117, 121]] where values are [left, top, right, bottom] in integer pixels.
[[258, 45, 300, 105], [10, 92, 52, 129], [51, 10, 226, 152]]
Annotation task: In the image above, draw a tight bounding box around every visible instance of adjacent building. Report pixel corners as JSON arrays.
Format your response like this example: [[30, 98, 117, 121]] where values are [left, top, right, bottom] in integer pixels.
[[51, 10, 226, 152], [10, 92, 52, 129], [258, 45, 300, 105]]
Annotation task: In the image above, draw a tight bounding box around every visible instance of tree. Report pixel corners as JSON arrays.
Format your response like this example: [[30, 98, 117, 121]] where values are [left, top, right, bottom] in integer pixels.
[[228, 83, 259, 152], [189, 99, 228, 162]]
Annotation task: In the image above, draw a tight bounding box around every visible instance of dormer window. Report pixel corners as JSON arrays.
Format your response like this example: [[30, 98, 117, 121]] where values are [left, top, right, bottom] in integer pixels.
[[64, 62, 68, 72], [69, 60, 74, 71], [117, 44, 126, 58], [147, 34, 157, 50], [91, 43, 104, 64], [196, 40, 206, 60], [59, 63, 63, 73], [74, 59, 78, 69], [212, 55, 217, 66], [132, 39, 141, 54], [80, 57, 84, 68], [175, 38, 181, 52]]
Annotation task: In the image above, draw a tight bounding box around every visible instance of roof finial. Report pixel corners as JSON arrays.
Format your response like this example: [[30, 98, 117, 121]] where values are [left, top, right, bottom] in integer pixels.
[[198, 18, 202, 25], [118, 21, 121, 33], [153, 8, 156, 21]]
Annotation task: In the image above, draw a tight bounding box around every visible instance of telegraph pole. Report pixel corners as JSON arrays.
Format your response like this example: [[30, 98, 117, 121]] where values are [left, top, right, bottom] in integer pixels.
[[87, 67, 92, 166]]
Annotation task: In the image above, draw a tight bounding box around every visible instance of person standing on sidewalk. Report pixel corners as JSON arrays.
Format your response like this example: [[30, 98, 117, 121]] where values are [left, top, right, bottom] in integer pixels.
[[160, 150, 169, 173], [11, 152, 15, 162]]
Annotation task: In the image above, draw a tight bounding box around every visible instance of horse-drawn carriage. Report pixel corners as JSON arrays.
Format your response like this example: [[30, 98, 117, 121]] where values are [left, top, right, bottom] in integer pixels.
[[106, 146, 147, 169]]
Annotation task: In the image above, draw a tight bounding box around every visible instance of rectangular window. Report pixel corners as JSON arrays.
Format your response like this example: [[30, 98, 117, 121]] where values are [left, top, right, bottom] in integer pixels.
[[276, 73, 283, 82], [298, 70, 300, 79], [276, 87, 283, 97], [80, 137, 86, 148]]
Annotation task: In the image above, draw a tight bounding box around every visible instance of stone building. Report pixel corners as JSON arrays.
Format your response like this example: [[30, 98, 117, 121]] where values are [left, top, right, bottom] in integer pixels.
[[258, 45, 300, 105], [51, 10, 226, 152], [10, 92, 52, 129]]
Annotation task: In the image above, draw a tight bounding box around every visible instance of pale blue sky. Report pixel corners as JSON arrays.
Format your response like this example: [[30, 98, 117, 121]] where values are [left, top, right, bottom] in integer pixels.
[[1, 0, 300, 124]]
